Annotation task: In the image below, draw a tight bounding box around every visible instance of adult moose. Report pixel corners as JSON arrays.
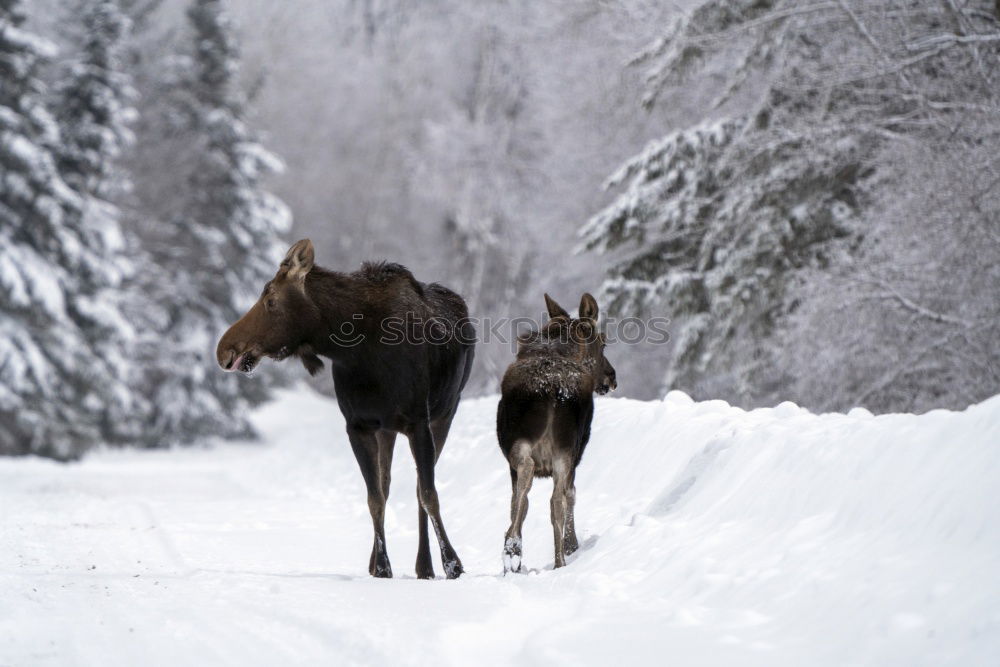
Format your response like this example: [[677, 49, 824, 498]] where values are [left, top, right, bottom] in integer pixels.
[[497, 293, 616, 573], [217, 239, 474, 579]]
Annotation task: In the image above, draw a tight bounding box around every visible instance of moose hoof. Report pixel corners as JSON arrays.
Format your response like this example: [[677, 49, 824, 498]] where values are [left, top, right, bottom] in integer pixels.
[[416, 547, 435, 579], [443, 558, 463, 579], [502, 537, 522, 574], [502, 551, 522, 574], [371, 562, 393, 578]]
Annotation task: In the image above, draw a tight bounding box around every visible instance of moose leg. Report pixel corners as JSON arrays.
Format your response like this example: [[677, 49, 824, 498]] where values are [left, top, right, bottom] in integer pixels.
[[348, 426, 393, 578], [369, 429, 396, 556], [412, 414, 455, 579], [503, 441, 534, 573], [409, 422, 463, 579], [563, 472, 579, 557], [509, 468, 519, 523], [551, 459, 572, 569], [413, 490, 434, 579]]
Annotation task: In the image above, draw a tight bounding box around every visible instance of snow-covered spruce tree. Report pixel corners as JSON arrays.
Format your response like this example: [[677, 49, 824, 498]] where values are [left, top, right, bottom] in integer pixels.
[[0, 0, 136, 457], [126, 0, 290, 444], [581, 0, 1000, 408], [51, 0, 148, 444], [54, 0, 137, 200]]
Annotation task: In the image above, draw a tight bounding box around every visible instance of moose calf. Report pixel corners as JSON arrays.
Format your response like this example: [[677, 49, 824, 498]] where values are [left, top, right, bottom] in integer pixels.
[[497, 293, 616, 572]]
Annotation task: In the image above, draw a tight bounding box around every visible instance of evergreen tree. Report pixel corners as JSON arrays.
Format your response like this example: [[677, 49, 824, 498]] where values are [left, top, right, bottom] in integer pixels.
[[55, 0, 136, 200], [0, 0, 135, 457], [182, 0, 290, 316], [53, 0, 147, 443], [127, 0, 290, 443], [582, 0, 1000, 408]]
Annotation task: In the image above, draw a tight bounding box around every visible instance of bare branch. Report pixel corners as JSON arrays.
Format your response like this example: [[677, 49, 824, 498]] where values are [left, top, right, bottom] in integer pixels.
[[907, 32, 1000, 50], [861, 279, 974, 328]]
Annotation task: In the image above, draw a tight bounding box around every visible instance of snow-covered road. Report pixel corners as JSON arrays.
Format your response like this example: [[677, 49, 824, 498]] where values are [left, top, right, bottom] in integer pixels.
[[2, 386, 999, 666]]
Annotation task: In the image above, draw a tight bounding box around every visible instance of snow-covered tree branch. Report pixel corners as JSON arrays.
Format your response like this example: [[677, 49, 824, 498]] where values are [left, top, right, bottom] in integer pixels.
[[583, 0, 1000, 410]]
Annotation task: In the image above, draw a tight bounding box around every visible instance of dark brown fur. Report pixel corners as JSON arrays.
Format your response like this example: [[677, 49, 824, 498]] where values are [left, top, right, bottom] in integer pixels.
[[217, 240, 474, 579], [496, 293, 616, 572]]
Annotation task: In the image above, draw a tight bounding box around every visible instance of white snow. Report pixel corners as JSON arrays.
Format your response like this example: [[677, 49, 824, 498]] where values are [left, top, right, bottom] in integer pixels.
[[2, 385, 999, 666]]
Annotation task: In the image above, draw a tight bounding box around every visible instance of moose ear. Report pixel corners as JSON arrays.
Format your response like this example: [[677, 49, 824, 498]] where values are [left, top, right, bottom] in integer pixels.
[[282, 239, 314, 282], [544, 293, 570, 320], [579, 293, 599, 322]]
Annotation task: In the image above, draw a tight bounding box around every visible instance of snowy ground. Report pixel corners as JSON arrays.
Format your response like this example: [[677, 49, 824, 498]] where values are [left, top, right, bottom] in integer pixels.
[[2, 386, 999, 666]]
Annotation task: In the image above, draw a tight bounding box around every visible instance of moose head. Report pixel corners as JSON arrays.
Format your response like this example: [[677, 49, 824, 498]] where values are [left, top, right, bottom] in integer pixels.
[[539, 292, 617, 395], [216, 239, 325, 377]]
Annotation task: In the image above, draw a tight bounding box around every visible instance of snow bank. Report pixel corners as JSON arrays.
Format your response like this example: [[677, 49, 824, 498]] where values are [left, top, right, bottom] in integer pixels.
[[1, 386, 998, 665]]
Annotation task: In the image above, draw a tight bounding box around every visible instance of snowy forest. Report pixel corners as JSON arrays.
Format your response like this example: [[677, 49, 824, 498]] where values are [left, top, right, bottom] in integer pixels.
[[3, 0, 999, 459]]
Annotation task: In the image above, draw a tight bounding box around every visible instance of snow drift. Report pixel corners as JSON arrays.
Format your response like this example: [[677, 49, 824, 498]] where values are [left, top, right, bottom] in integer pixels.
[[2, 386, 998, 665]]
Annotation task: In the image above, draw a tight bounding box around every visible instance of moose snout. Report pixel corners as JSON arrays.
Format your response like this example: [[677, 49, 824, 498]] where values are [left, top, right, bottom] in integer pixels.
[[217, 345, 241, 372], [597, 366, 617, 394], [216, 330, 244, 372], [218, 349, 239, 372]]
